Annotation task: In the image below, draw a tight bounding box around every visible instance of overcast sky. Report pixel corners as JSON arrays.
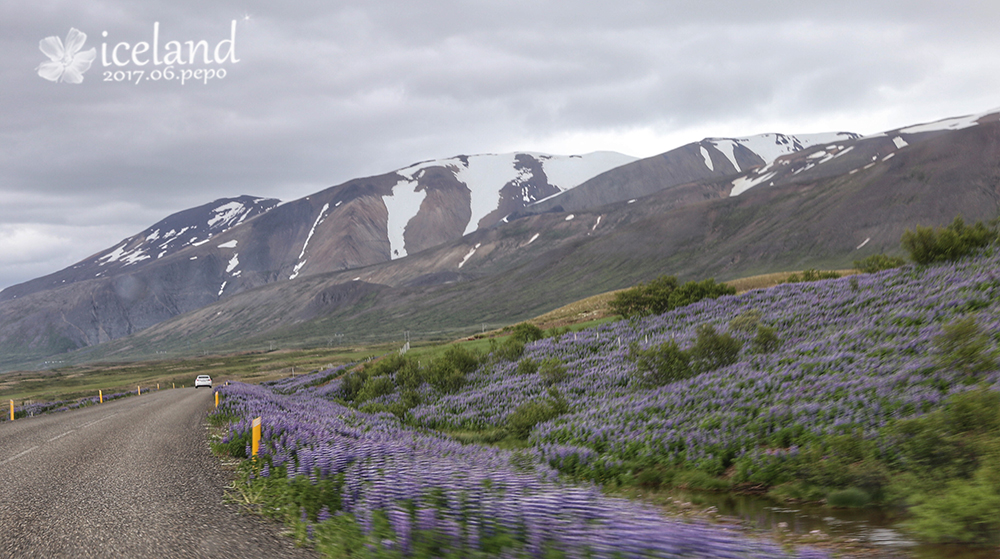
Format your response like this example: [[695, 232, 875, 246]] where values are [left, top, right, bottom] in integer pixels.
[[2, 1, 999, 291]]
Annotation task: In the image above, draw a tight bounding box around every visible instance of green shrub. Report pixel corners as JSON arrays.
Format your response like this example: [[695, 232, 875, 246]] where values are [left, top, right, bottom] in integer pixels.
[[609, 275, 678, 319], [752, 325, 781, 354], [667, 278, 736, 309], [490, 337, 525, 362], [888, 387, 1000, 485], [688, 324, 742, 373], [728, 309, 762, 333], [854, 253, 906, 273], [516, 358, 539, 375], [438, 345, 481, 374], [827, 487, 872, 508], [673, 469, 730, 491], [933, 316, 997, 377], [506, 387, 568, 439], [784, 269, 840, 283], [767, 481, 827, 503], [338, 369, 369, 402], [628, 339, 694, 386], [635, 466, 674, 487], [539, 358, 567, 385], [394, 359, 424, 391], [889, 388, 1000, 544], [610, 276, 734, 319], [366, 353, 409, 377], [356, 375, 395, 403], [905, 476, 1000, 545], [428, 366, 466, 393], [506, 322, 544, 344], [901, 216, 995, 265]]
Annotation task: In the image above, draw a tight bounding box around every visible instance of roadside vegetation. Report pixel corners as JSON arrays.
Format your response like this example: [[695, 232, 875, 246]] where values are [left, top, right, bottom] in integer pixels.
[[204, 215, 1000, 555], [10, 215, 1000, 554]]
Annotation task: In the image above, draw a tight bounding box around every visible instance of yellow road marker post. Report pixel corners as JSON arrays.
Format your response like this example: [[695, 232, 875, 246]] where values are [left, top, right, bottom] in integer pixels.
[[9, 400, 13, 421], [251, 416, 262, 458], [99, 390, 103, 404], [215, 391, 219, 409]]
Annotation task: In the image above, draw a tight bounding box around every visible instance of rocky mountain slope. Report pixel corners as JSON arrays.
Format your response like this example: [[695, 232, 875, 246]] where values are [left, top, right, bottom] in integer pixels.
[[522, 132, 860, 215], [3, 109, 1000, 369]]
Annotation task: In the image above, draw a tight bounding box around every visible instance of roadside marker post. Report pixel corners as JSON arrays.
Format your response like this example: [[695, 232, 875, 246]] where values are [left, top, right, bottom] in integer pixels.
[[251, 416, 261, 458], [215, 392, 219, 409], [9, 400, 12, 421], [99, 390, 103, 404]]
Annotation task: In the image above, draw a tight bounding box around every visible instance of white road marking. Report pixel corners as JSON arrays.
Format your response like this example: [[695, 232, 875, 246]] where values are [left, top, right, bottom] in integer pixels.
[[47, 430, 76, 442], [80, 414, 118, 429], [0, 446, 39, 466]]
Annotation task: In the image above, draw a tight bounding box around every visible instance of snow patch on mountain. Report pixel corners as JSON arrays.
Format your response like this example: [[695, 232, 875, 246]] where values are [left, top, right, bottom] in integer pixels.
[[708, 132, 861, 170], [731, 171, 777, 197], [394, 152, 636, 239], [208, 201, 251, 228], [98, 244, 150, 266], [454, 154, 525, 236], [290, 203, 330, 279], [384, 183, 426, 260], [708, 140, 742, 171], [699, 146, 714, 171], [217, 240, 238, 249], [458, 243, 481, 269], [899, 113, 982, 134], [535, 151, 636, 191]]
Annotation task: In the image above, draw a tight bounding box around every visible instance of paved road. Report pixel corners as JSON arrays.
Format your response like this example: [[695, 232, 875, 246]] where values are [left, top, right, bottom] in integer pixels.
[[0, 388, 318, 558]]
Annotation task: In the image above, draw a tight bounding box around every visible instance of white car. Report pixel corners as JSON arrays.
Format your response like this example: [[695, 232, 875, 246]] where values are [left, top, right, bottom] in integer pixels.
[[194, 375, 212, 388]]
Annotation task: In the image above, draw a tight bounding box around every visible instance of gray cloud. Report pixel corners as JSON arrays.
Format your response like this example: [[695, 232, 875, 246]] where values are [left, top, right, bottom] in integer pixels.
[[2, 0, 1000, 289]]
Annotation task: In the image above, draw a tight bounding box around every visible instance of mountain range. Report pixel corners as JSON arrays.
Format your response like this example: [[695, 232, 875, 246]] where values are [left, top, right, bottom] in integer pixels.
[[2, 108, 999, 370]]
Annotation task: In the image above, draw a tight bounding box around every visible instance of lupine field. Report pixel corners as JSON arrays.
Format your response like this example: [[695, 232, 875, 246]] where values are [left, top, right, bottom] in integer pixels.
[[214, 248, 1000, 556]]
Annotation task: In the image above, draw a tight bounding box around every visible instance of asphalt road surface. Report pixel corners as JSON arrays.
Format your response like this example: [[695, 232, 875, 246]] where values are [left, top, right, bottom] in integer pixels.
[[0, 388, 318, 558]]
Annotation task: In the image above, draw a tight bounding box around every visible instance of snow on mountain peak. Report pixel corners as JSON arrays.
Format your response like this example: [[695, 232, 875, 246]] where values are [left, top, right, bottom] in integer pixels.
[[706, 132, 862, 170], [384, 151, 636, 259]]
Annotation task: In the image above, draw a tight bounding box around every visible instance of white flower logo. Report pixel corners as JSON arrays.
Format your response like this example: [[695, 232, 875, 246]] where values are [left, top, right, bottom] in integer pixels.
[[37, 28, 97, 84]]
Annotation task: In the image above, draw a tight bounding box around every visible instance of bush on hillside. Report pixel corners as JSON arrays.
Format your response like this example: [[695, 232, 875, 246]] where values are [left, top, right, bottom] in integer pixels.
[[854, 253, 907, 273], [506, 322, 545, 344], [933, 315, 997, 377], [688, 324, 743, 373], [901, 216, 995, 265], [888, 387, 1000, 544], [539, 358, 567, 385], [752, 325, 782, 354], [628, 339, 693, 386], [667, 278, 737, 309], [490, 338, 525, 362], [728, 309, 763, 333], [506, 387, 569, 439], [609, 275, 679, 319], [784, 269, 840, 283], [610, 276, 734, 319]]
